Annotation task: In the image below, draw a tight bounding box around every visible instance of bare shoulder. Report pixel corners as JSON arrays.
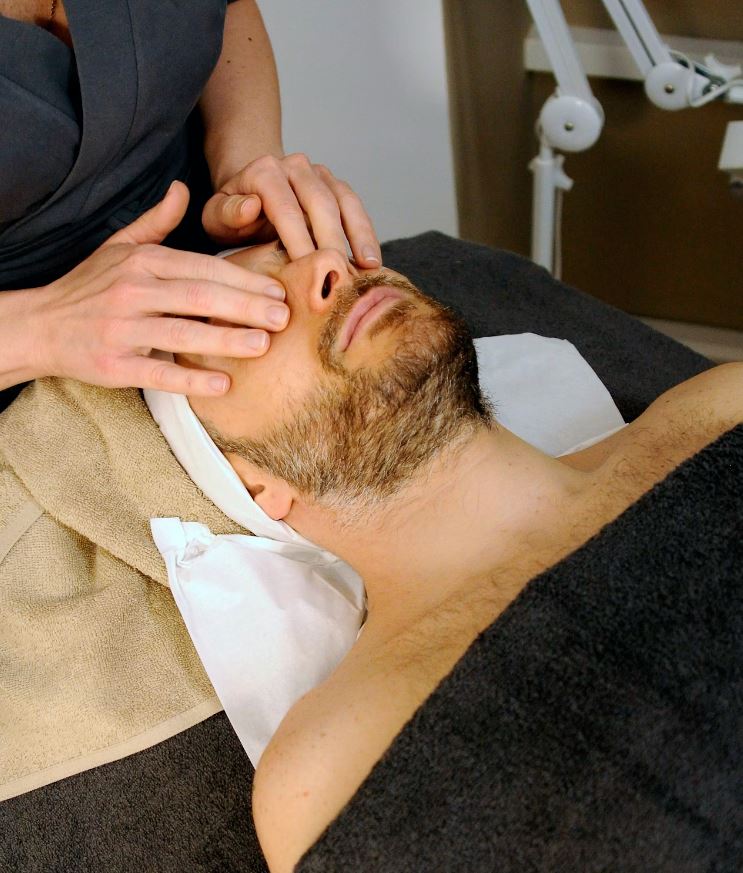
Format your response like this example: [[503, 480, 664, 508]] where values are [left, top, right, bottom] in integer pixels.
[[251, 688, 346, 873], [635, 362, 743, 460], [645, 362, 742, 425], [252, 648, 421, 872], [252, 617, 476, 871], [565, 363, 743, 472]]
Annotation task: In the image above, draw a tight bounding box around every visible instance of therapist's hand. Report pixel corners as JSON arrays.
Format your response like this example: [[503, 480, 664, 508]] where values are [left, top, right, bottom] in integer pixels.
[[201, 153, 382, 268], [31, 182, 290, 396]]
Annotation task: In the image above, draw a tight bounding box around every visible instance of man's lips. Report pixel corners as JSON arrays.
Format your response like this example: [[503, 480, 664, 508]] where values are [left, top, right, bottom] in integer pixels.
[[338, 287, 404, 352]]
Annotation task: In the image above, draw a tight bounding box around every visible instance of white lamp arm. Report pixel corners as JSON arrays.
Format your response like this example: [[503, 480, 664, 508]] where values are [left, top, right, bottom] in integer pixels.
[[600, 0, 672, 74], [525, 0, 605, 274], [599, 0, 710, 109], [525, 0, 604, 152], [525, 0, 594, 101]]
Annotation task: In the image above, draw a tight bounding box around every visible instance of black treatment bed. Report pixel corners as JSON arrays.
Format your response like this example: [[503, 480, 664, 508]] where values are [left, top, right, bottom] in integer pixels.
[[1, 232, 731, 873]]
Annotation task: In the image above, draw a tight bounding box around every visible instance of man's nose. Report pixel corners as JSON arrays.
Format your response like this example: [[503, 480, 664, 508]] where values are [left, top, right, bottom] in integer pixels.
[[301, 249, 356, 314]]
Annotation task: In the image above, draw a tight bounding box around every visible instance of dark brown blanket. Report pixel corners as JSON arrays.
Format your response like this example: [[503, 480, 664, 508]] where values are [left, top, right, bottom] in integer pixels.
[[299, 424, 743, 872]]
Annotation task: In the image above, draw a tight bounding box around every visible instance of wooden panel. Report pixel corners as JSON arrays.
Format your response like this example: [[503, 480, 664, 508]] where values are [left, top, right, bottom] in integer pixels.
[[443, 0, 534, 255], [444, 1, 743, 329], [565, 1, 743, 39]]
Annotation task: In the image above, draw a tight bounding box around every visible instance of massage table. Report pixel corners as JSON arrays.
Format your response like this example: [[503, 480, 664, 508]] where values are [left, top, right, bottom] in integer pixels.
[[0, 232, 724, 872]]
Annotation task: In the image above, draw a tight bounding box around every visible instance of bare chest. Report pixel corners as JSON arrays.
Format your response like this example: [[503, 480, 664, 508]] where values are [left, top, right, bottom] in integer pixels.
[[363, 417, 723, 693]]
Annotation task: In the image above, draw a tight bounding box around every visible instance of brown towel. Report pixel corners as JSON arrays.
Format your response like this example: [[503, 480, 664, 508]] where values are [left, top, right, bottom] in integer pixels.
[[0, 378, 245, 801]]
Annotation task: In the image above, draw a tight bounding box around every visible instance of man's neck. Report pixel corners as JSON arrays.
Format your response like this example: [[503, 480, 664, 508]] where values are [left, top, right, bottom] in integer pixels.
[[290, 426, 595, 636]]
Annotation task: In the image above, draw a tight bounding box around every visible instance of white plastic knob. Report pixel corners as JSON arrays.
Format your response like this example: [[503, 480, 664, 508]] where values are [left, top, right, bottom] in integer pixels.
[[644, 62, 693, 110], [538, 95, 604, 152]]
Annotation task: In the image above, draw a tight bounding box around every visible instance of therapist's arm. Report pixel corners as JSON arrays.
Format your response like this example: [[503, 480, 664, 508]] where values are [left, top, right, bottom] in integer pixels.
[[199, 0, 283, 190], [198, 0, 382, 265]]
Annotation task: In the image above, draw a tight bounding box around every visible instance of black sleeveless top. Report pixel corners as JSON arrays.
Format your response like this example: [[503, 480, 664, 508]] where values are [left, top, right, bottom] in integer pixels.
[[0, 0, 236, 290]]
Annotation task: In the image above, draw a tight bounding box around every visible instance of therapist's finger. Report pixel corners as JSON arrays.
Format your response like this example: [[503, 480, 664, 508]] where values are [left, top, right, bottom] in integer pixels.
[[133, 244, 286, 299], [136, 278, 290, 330], [121, 317, 272, 358], [201, 192, 264, 242], [231, 156, 316, 260], [284, 156, 348, 257], [314, 165, 381, 267], [105, 181, 190, 247], [119, 355, 233, 397]]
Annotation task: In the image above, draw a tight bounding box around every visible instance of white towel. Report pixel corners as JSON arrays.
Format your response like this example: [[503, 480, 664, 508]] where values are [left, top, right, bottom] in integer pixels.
[[475, 333, 625, 455]]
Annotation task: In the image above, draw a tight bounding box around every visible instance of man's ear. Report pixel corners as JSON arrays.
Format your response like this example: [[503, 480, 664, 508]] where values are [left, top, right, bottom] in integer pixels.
[[251, 480, 295, 521], [225, 452, 297, 521]]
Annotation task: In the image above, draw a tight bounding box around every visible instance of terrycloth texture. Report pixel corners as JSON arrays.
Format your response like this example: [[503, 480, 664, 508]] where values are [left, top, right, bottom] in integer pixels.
[[0, 377, 244, 800], [298, 425, 743, 872], [0, 233, 713, 872], [0, 715, 266, 873]]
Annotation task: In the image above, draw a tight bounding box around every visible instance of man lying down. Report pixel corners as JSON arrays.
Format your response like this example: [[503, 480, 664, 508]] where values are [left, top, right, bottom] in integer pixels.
[[0, 240, 740, 867], [166, 245, 742, 872]]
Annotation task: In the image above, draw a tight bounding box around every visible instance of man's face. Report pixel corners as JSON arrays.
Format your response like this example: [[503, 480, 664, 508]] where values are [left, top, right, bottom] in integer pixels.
[[185, 244, 490, 516]]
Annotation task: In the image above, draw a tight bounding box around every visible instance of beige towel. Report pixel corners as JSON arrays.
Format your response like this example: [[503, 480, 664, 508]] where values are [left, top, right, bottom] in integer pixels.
[[0, 378, 246, 801]]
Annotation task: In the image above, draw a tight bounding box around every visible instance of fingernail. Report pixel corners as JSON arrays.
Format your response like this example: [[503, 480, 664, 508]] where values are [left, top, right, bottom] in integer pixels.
[[209, 375, 228, 393], [240, 196, 258, 216], [263, 284, 286, 301], [267, 305, 288, 327], [246, 331, 268, 350], [362, 246, 381, 265]]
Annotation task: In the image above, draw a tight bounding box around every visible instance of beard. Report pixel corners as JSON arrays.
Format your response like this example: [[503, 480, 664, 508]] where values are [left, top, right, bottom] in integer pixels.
[[209, 275, 493, 521]]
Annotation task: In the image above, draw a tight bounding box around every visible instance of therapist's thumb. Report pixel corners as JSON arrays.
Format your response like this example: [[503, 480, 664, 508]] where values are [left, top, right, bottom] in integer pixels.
[[105, 181, 190, 247]]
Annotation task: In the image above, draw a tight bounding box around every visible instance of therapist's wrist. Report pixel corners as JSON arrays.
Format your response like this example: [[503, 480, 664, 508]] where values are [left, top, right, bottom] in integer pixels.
[[204, 137, 285, 191], [0, 286, 52, 390]]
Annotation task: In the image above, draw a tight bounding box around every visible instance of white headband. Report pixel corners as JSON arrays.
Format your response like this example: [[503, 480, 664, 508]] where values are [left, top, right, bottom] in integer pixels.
[[143, 373, 312, 546]]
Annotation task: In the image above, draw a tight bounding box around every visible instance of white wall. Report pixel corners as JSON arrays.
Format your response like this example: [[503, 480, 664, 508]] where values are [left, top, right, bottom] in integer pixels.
[[259, 0, 458, 244]]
